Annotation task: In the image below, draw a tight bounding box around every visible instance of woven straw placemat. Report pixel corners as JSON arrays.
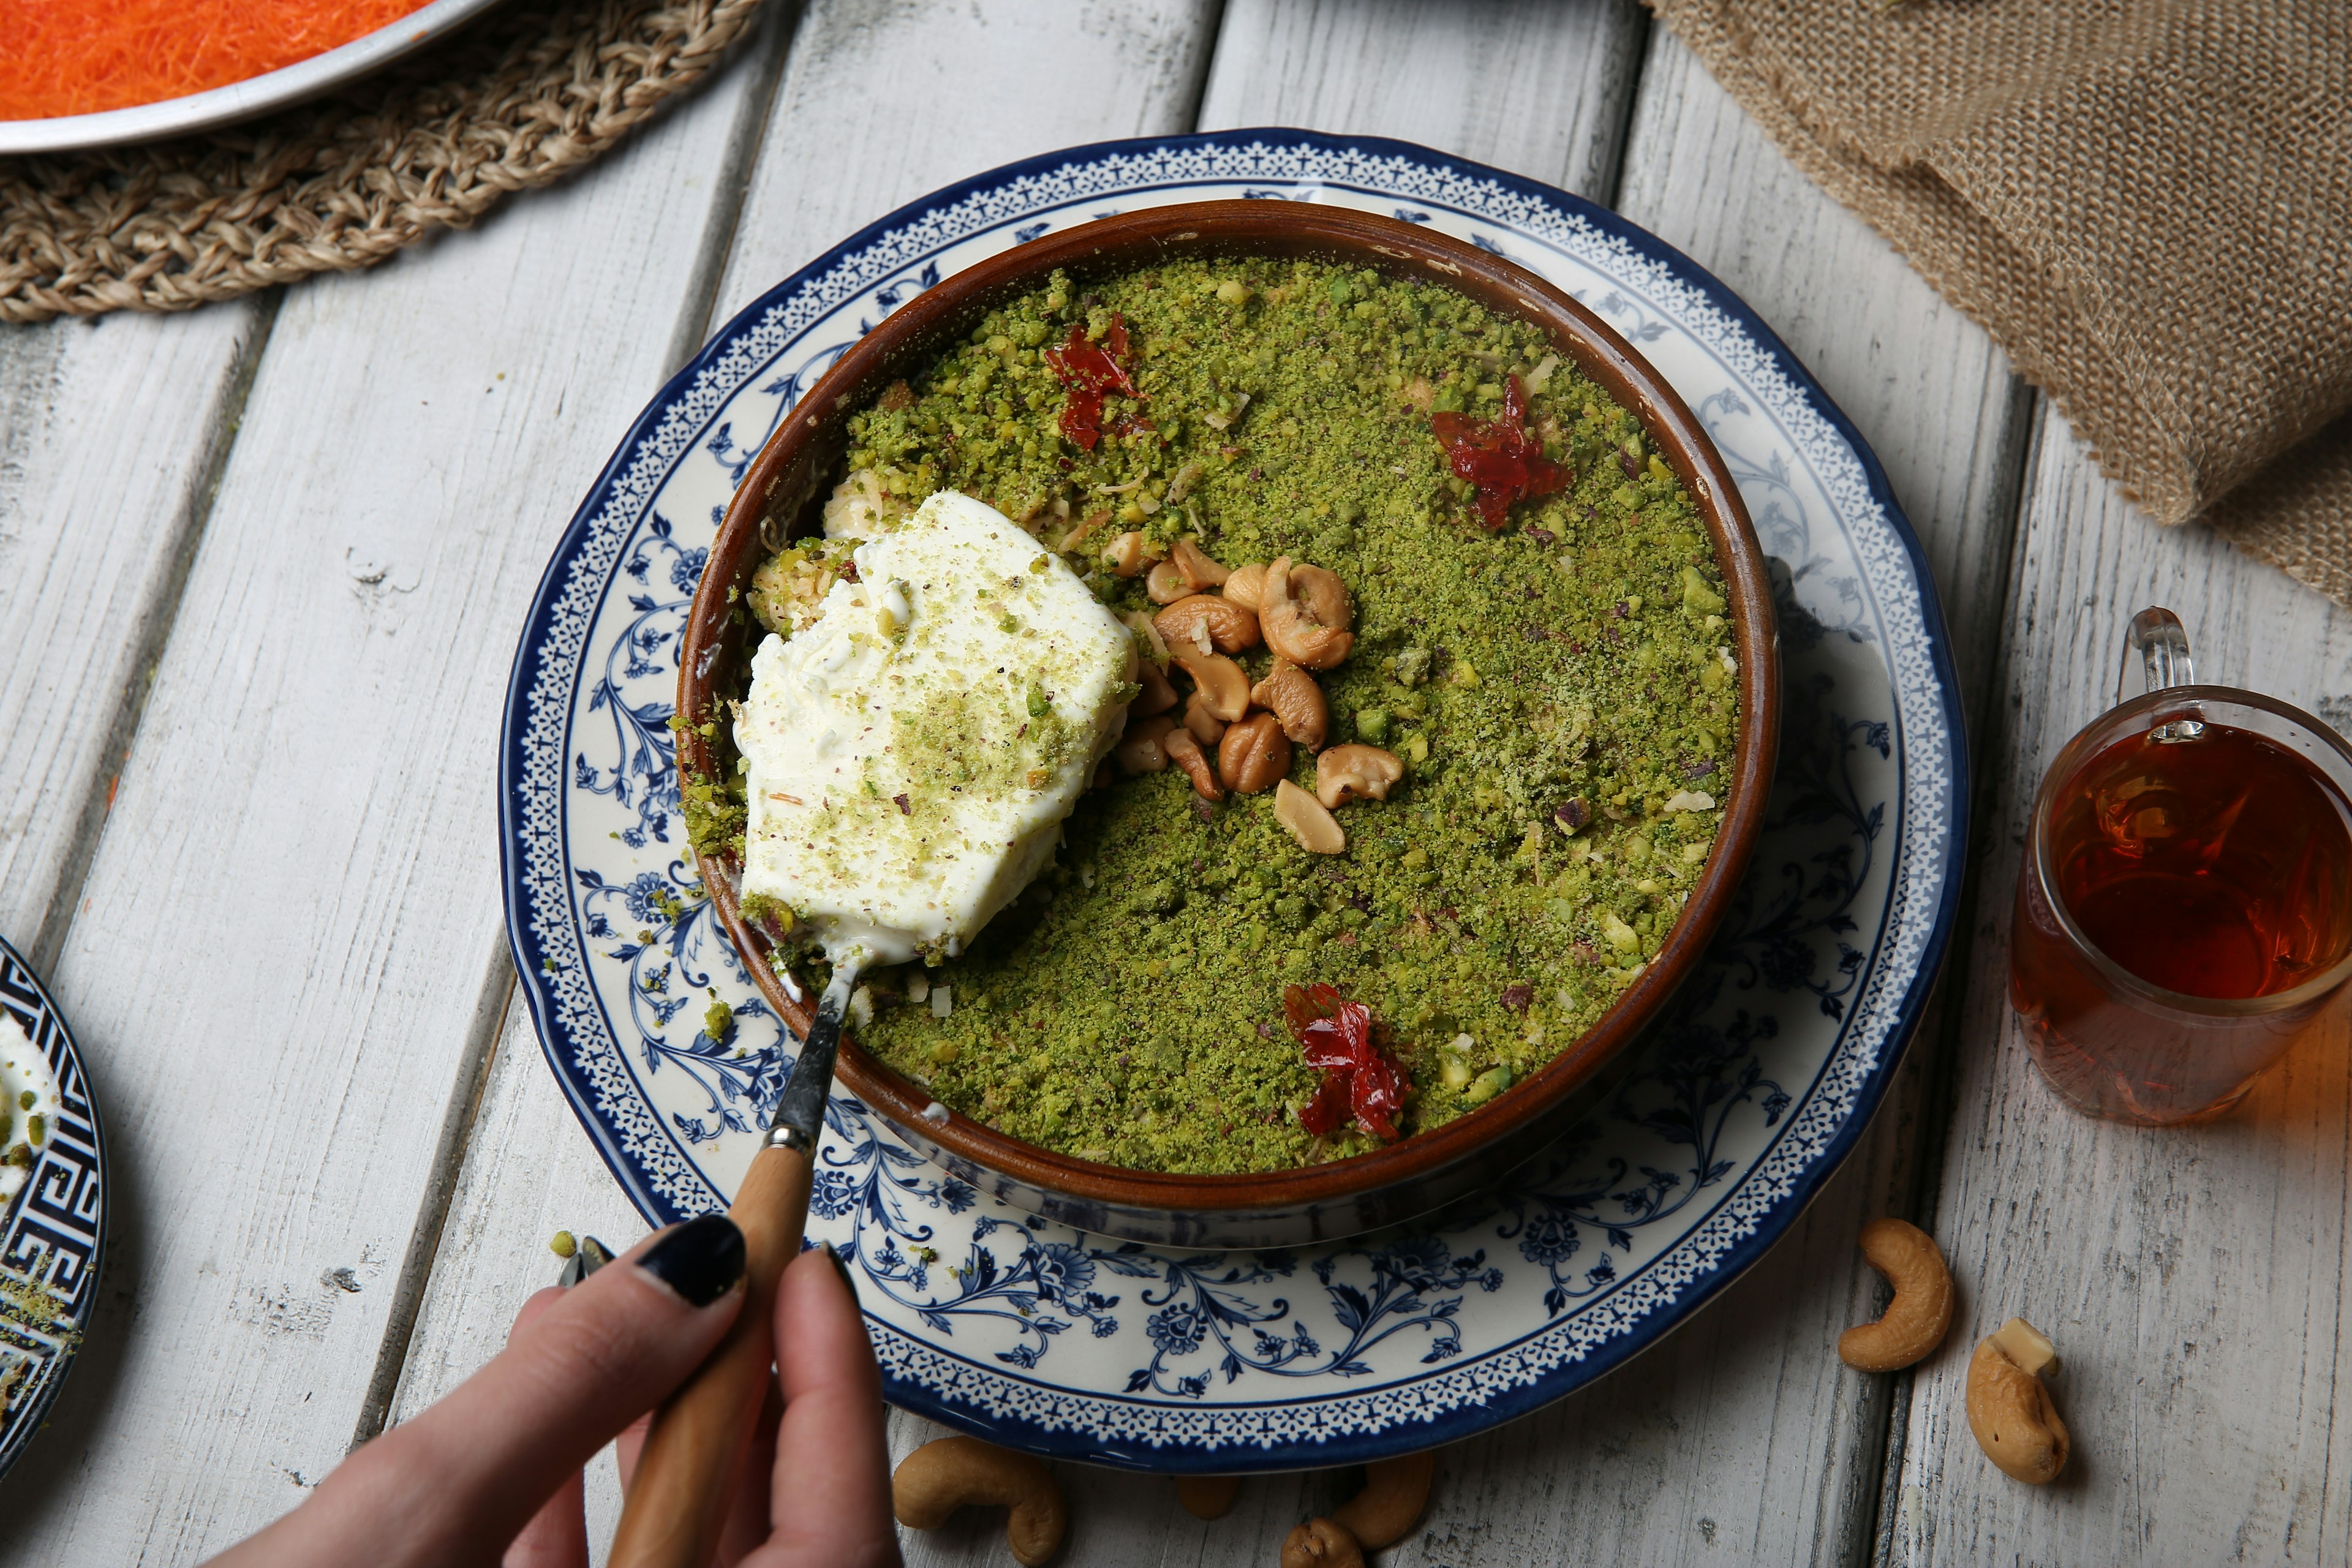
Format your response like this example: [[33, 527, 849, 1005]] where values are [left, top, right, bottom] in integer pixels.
[[0, 0, 767, 324]]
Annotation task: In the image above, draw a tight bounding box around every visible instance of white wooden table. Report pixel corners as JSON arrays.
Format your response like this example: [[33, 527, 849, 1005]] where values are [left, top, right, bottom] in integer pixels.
[[4, 3, 2345, 1562]]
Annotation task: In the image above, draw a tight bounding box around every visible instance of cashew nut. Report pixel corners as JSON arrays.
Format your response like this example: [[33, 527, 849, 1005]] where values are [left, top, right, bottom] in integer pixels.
[[1314, 745, 1404, 810], [1121, 608, 1170, 669], [1183, 691, 1228, 747], [1164, 728, 1224, 801], [1115, 715, 1178, 775], [1836, 1218, 1954, 1372], [1175, 651, 1251, 723], [1170, 537, 1232, 590], [892, 1435, 1068, 1566], [1055, 507, 1111, 554], [1332, 1450, 1436, 1548], [1102, 530, 1164, 578], [1278, 1450, 1433, 1568], [1147, 558, 1192, 605], [1261, 557, 1355, 670], [1155, 593, 1262, 657], [1252, 660, 1329, 751], [1133, 660, 1178, 717], [1222, 561, 1268, 611], [1289, 563, 1352, 628], [1175, 1474, 1238, 1520], [1966, 1321, 2069, 1485], [1281, 1518, 1363, 1568], [1991, 1315, 2058, 1376], [1219, 712, 1292, 795], [1274, 778, 1345, 854]]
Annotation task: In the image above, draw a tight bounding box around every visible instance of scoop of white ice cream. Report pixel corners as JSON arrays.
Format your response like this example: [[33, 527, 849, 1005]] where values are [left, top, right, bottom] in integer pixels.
[[736, 491, 1136, 967]]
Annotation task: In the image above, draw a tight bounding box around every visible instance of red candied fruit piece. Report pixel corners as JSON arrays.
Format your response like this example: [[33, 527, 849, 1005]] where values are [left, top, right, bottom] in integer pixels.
[[1045, 313, 1140, 451], [1283, 982, 1409, 1142], [1349, 1049, 1407, 1142], [1430, 374, 1568, 530], [1298, 1072, 1352, 1137]]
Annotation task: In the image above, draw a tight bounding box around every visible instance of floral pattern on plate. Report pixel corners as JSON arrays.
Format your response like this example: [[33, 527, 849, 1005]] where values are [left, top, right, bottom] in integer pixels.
[[500, 130, 1966, 1469]]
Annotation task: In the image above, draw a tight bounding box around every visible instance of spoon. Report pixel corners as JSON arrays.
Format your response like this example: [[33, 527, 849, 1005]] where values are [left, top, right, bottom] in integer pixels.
[[606, 949, 866, 1568]]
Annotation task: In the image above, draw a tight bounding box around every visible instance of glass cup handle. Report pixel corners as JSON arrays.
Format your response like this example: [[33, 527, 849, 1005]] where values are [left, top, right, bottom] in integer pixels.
[[2120, 606, 2204, 739]]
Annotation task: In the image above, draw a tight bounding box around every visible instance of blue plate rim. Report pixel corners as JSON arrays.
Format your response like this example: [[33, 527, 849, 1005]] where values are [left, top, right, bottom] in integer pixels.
[[499, 126, 1970, 1466], [0, 933, 109, 1480]]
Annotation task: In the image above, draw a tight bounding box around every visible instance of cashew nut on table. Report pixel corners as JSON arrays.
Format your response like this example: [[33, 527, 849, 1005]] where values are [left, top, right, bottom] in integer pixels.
[[892, 1435, 1067, 1565], [1175, 1474, 1239, 1520], [1281, 1450, 1436, 1567], [1836, 1217, 1953, 1371], [1967, 1316, 2070, 1484]]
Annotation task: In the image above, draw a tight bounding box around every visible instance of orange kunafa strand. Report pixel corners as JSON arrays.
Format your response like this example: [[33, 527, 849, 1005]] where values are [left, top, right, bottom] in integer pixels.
[[1, 0, 435, 120]]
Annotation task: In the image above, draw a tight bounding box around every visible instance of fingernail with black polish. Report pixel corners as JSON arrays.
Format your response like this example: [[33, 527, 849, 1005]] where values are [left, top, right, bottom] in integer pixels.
[[826, 1243, 859, 1303], [639, 1214, 747, 1306]]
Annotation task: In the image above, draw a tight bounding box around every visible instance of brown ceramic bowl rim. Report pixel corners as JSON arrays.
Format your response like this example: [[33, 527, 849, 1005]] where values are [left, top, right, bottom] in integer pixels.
[[677, 201, 1780, 1219]]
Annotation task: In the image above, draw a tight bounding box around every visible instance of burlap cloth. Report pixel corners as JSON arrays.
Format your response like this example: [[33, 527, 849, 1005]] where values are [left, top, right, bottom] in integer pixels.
[[1646, 0, 2352, 603], [0, 0, 767, 325]]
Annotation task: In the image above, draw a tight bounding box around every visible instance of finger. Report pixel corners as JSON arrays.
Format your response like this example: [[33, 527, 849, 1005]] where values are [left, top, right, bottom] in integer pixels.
[[217, 1216, 747, 1568], [712, 1378, 784, 1567], [613, 1410, 653, 1490], [398, 1217, 748, 1536], [502, 1468, 586, 1568], [503, 1289, 590, 1568], [742, 1247, 897, 1568]]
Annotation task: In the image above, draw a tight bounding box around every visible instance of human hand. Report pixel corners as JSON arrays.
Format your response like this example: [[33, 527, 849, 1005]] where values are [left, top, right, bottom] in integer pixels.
[[209, 1217, 899, 1568]]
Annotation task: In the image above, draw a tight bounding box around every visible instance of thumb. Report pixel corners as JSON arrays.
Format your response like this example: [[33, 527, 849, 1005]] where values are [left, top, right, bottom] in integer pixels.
[[218, 1215, 747, 1568]]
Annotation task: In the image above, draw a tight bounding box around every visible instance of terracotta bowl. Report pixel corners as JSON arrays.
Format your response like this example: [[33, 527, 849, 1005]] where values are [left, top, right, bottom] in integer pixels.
[[677, 202, 1780, 1248]]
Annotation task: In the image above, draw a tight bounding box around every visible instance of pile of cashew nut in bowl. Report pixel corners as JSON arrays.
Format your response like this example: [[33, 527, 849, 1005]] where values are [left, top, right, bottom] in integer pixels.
[[1112, 548, 1400, 858]]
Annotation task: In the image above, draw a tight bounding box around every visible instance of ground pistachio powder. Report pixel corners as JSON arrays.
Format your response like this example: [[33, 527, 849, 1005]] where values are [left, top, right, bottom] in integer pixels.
[[725, 254, 1738, 1175]]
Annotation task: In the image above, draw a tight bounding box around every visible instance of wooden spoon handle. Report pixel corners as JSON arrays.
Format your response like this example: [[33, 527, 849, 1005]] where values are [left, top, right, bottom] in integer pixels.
[[608, 1144, 813, 1568]]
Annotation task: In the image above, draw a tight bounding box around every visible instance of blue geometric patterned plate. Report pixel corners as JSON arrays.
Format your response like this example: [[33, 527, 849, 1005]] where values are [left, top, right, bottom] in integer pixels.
[[0, 935, 107, 1479], [500, 130, 1967, 1469]]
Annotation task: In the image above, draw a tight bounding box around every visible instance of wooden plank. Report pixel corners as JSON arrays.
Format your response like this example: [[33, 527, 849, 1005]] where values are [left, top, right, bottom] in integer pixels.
[[1194, 0, 1647, 202], [380, 2, 1227, 1559], [0, 41, 799, 1558], [384, 990, 649, 1549], [1885, 411, 2352, 1566], [0, 304, 270, 962], [709, 0, 1225, 325]]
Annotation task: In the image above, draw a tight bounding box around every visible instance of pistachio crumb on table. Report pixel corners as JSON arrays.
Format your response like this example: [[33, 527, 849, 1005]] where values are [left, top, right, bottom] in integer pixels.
[[703, 254, 1738, 1174]]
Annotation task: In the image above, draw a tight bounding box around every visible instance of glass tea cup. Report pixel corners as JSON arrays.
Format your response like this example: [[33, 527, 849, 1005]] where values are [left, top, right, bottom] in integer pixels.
[[2010, 608, 2352, 1124]]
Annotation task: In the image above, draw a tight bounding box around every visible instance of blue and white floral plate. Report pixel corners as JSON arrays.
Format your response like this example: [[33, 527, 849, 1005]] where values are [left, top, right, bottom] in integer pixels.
[[0, 935, 106, 1479], [501, 130, 1967, 1469]]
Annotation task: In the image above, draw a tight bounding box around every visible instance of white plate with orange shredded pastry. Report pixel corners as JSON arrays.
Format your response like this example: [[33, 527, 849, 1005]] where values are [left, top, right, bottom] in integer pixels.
[[0, 0, 509, 156]]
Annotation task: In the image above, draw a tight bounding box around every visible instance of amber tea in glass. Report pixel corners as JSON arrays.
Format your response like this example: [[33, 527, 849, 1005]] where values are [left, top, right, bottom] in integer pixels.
[[2010, 609, 2352, 1123]]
